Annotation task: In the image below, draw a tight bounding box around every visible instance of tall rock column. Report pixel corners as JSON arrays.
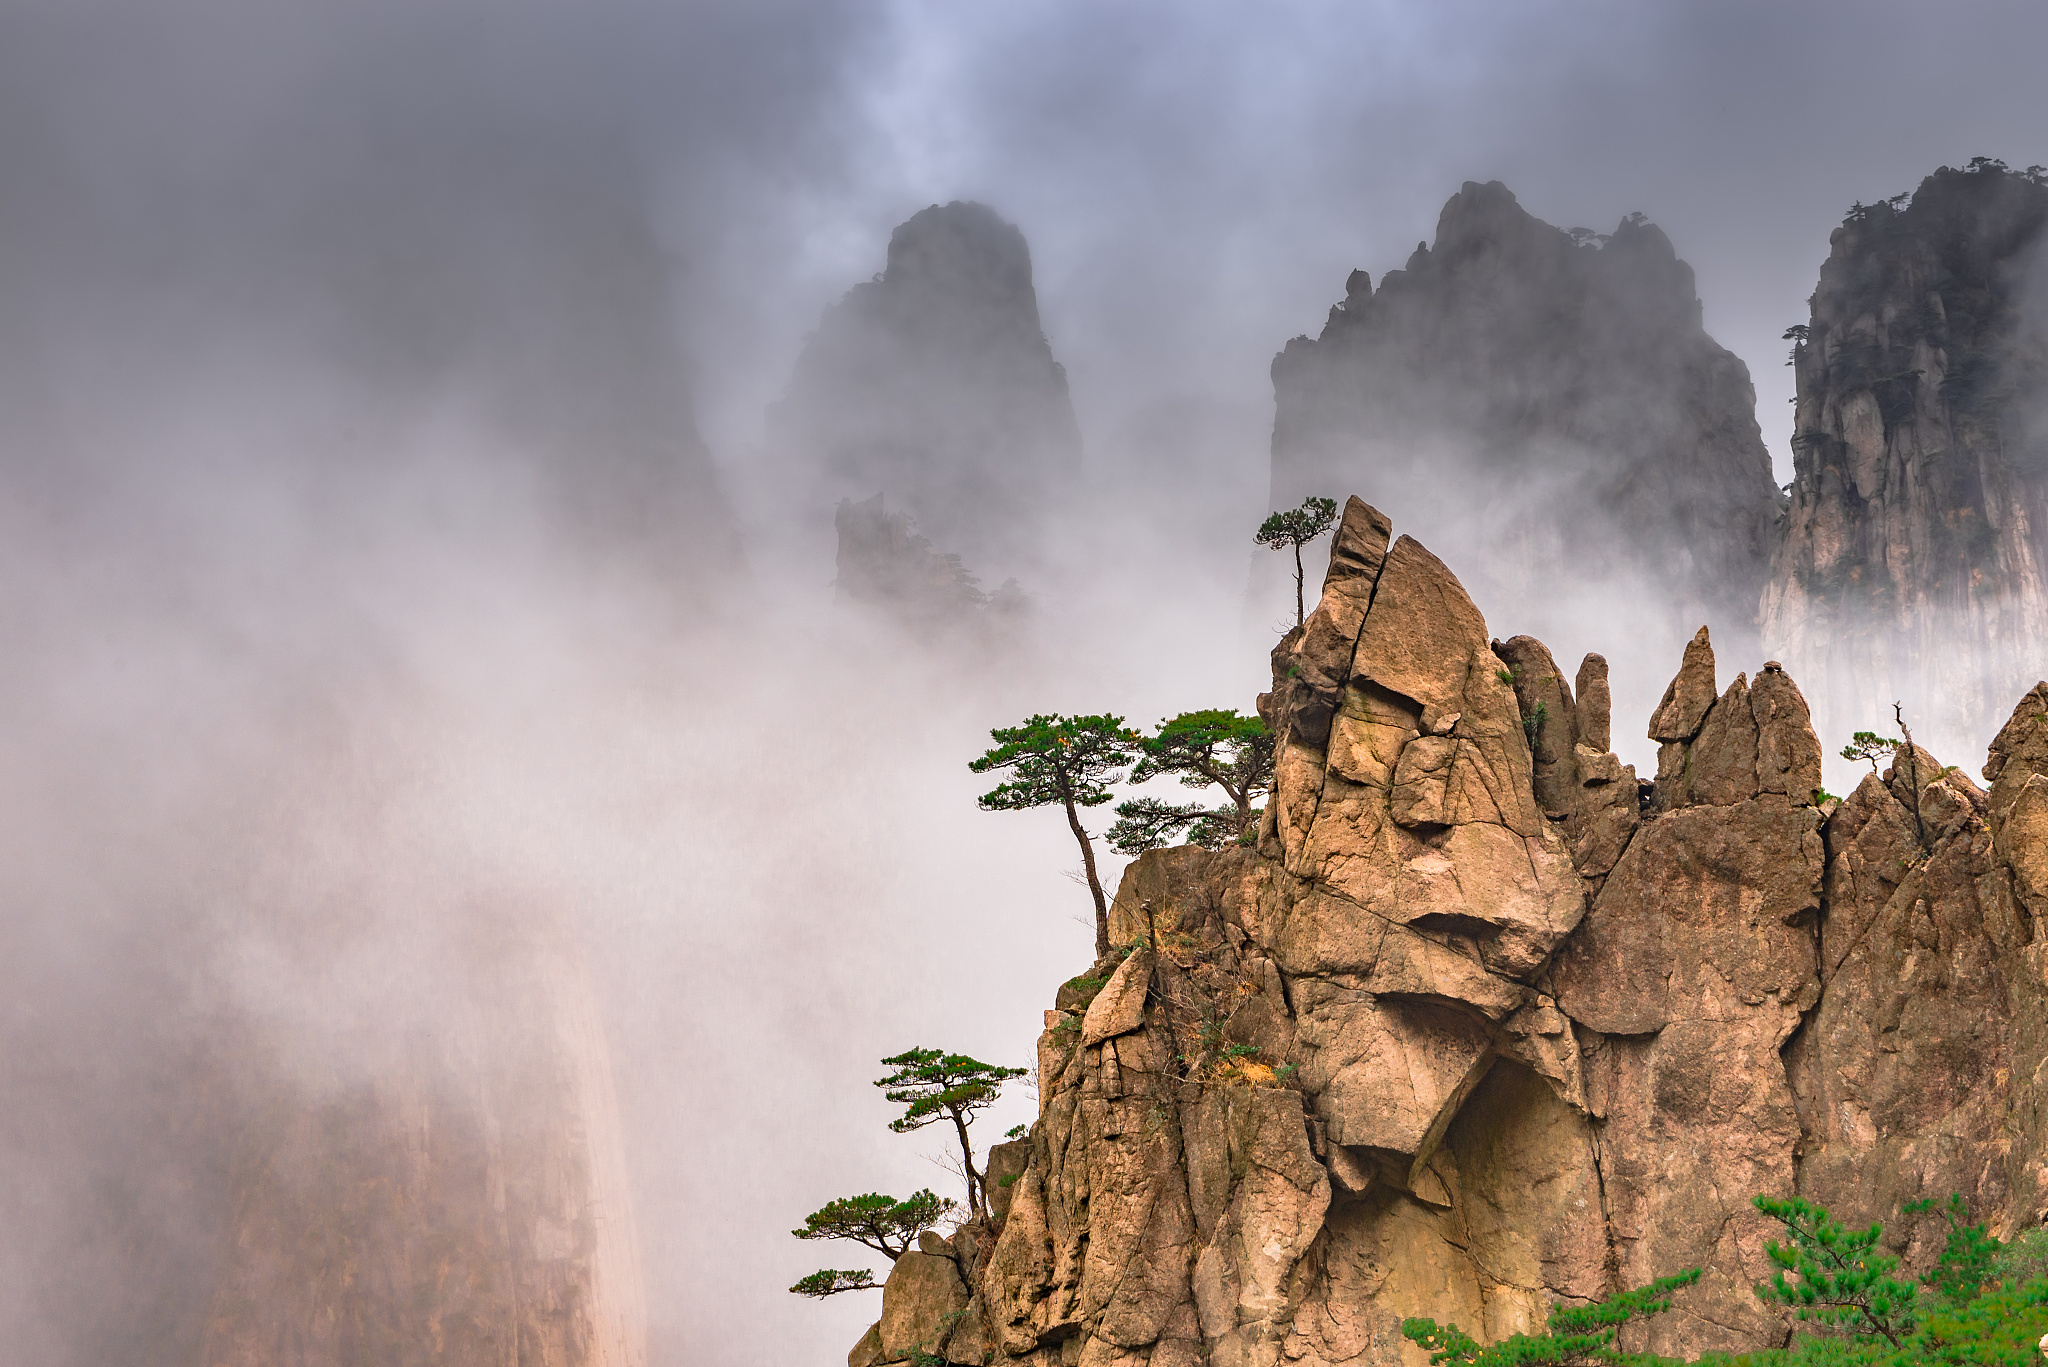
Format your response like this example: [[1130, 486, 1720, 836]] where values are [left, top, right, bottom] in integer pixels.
[[1763, 160, 2048, 759], [1269, 181, 1781, 658], [773, 200, 1081, 581]]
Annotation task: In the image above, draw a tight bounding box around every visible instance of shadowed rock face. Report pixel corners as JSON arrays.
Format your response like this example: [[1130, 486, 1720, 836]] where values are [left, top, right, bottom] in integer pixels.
[[1270, 182, 1781, 656], [854, 495, 2048, 1367], [774, 201, 1081, 575], [1763, 162, 2048, 761]]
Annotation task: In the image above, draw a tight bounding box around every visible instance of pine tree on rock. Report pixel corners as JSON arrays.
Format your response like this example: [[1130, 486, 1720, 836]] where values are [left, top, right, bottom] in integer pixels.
[[876, 1048, 1025, 1221], [971, 713, 1142, 957], [1109, 710, 1274, 854], [1257, 495, 1338, 626]]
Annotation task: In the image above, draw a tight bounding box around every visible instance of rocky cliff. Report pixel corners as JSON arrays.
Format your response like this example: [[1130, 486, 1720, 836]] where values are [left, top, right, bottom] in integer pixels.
[[1763, 160, 2048, 761], [773, 201, 1082, 577], [853, 496, 2048, 1367], [1270, 183, 1781, 656]]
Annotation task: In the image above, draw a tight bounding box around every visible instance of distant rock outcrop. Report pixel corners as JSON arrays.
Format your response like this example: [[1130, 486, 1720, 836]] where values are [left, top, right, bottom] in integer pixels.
[[1763, 160, 2048, 760], [834, 493, 1029, 632], [774, 202, 1081, 575], [1270, 182, 1781, 654], [850, 495, 2048, 1367]]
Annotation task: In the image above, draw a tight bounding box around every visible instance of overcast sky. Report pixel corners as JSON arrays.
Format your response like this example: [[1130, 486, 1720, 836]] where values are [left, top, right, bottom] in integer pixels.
[[6, 3, 2048, 1364]]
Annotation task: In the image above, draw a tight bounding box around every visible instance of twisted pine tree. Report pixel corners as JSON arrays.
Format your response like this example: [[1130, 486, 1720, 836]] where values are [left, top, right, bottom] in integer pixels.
[[876, 1048, 1025, 1221], [1257, 495, 1338, 626], [1109, 710, 1274, 855], [787, 1189, 954, 1298], [971, 713, 1142, 957]]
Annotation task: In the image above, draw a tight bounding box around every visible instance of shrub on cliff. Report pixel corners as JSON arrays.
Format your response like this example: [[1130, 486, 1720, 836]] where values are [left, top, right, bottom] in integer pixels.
[[1403, 1194, 2048, 1367]]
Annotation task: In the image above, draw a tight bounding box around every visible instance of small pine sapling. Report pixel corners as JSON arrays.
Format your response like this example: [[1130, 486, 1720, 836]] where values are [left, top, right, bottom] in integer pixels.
[[1256, 496, 1339, 627], [1751, 1194, 1920, 1346]]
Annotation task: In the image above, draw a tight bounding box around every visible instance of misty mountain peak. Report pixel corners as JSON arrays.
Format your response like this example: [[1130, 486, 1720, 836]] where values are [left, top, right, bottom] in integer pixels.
[[773, 200, 1080, 576], [881, 200, 1040, 320], [1764, 158, 2048, 757], [1270, 181, 1778, 658]]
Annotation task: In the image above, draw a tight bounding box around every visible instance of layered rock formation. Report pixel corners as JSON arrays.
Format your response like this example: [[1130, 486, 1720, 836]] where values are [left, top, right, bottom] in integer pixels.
[[774, 201, 1082, 576], [853, 495, 2048, 1367], [1270, 182, 1782, 656], [1763, 160, 2048, 760]]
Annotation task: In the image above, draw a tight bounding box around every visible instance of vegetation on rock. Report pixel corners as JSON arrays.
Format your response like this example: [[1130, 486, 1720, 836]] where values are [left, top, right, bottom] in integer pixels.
[[1108, 709, 1274, 855], [789, 1268, 881, 1299], [1256, 494, 1338, 625], [970, 713, 1143, 956], [793, 1190, 954, 1260], [789, 1048, 1022, 1301], [875, 1048, 1026, 1222], [1403, 1194, 2048, 1367]]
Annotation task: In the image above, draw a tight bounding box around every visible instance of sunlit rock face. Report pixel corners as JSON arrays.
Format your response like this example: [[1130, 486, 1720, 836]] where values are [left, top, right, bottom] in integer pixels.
[[201, 930, 646, 1367], [1270, 182, 1781, 657], [773, 201, 1082, 577], [1764, 162, 2048, 761], [853, 497, 2048, 1367]]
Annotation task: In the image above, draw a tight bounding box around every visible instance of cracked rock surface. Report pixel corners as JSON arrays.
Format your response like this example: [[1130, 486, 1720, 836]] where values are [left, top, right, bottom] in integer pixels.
[[857, 499, 2048, 1367]]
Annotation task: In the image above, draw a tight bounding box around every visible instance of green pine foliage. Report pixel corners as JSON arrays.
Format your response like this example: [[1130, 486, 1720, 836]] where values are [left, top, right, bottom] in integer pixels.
[[1841, 731, 1902, 776], [1403, 1194, 2048, 1367], [1256, 495, 1339, 626], [1906, 1195, 2002, 1308], [789, 1049, 1025, 1302], [876, 1048, 1026, 1220], [1403, 1270, 1701, 1367], [1108, 709, 1274, 855], [970, 712, 1144, 956], [789, 1268, 881, 1298], [1752, 1195, 1921, 1346], [791, 1189, 953, 1258]]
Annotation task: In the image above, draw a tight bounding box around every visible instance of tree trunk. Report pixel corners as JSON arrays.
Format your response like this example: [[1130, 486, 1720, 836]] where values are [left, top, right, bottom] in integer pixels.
[[1065, 798, 1110, 959], [950, 1108, 982, 1219], [1292, 543, 1305, 625]]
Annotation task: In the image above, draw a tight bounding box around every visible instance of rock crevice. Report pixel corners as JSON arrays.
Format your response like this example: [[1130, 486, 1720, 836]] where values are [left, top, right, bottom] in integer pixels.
[[858, 499, 2048, 1367]]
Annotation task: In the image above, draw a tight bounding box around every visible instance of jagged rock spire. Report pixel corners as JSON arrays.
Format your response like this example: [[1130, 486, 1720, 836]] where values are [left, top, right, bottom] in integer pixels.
[[1763, 161, 2048, 761], [773, 201, 1081, 576]]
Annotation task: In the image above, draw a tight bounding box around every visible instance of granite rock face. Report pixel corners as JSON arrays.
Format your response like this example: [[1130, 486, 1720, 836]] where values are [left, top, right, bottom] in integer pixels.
[[775, 201, 1082, 577], [856, 497, 2048, 1367], [1270, 181, 1781, 658], [1763, 161, 2048, 760]]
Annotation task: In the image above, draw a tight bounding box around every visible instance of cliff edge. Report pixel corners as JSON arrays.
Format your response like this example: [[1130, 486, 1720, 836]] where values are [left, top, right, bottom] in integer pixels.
[[1763, 160, 2048, 760], [854, 495, 2048, 1367]]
